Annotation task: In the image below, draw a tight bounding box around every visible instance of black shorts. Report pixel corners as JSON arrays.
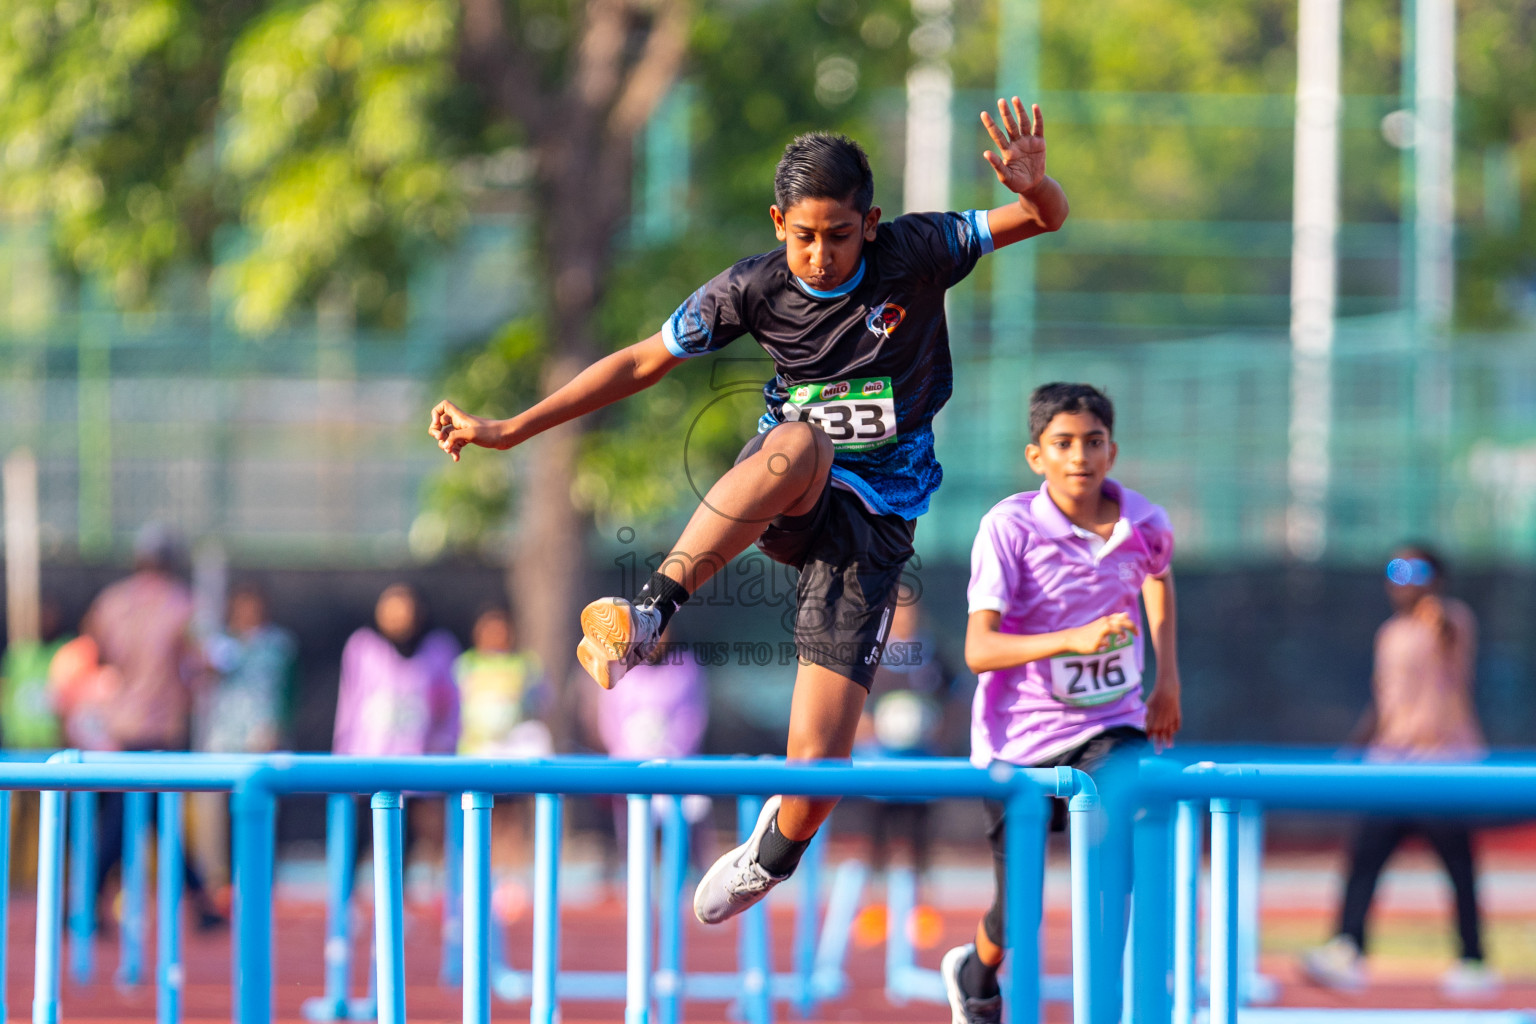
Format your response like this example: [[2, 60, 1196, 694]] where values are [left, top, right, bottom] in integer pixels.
[[735, 431, 916, 690]]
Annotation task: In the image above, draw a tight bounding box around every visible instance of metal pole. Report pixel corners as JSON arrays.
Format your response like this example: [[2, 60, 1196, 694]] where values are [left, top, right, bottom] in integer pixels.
[[1173, 801, 1204, 1024], [442, 792, 465, 987], [625, 795, 653, 1024], [233, 782, 277, 1024], [1414, 0, 1456, 331], [531, 793, 563, 1024], [463, 793, 493, 1024], [157, 792, 184, 1024], [1286, 0, 1342, 560], [68, 791, 97, 984], [120, 789, 151, 986], [372, 792, 408, 1024], [33, 788, 66, 1024], [1209, 800, 1241, 1024]]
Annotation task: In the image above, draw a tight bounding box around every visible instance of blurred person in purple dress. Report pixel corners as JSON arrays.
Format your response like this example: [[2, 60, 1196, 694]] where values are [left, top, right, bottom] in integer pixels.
[[593, 629, 712, 872], [333, 583, 460, 874]]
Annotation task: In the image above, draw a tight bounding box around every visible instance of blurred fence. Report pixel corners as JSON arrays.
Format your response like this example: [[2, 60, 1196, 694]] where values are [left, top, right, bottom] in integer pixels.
[[924, 314, 1536, 566], [0, 219, 531, 564]]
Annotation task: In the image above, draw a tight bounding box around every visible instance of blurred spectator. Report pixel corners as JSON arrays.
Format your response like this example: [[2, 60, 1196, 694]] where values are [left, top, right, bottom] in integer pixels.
[[455, 605, 551, 759], [77, 524, 223, 928], [1303, 544, 1498, 999], [455, 604, 551, 871], [81, 525, 199, 751], [334, 583, 460, 873], [190, 582, 297, 890], [593, 629, 711, 872], [854, 600, 962, 880], [2, 597, 69, 883]]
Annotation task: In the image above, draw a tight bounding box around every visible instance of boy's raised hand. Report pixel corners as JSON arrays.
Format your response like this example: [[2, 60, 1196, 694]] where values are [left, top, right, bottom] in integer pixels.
[[430, 399, 501, 462], [981, 97, 1046, 196]]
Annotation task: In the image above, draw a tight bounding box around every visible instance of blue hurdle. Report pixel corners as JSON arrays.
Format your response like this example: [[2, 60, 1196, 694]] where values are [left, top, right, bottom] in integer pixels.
[[1137, 759, 1536, 1024], [9, 753, 1094, 1024]]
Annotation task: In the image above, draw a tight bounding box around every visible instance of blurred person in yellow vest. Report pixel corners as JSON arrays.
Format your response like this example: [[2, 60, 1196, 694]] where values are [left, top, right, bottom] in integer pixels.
[[2, 597, 69, 884]]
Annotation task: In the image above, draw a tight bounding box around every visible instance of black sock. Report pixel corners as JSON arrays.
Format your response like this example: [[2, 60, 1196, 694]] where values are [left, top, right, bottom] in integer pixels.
[[634, 572, 689, 632], [961, 949, 1001, 999], [755, 811, 811, 878]]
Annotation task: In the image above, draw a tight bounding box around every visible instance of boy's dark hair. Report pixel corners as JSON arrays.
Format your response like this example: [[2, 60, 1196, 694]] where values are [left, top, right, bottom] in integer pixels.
[[774, 133, 875, 214], [1028, 383, 1115, 443]]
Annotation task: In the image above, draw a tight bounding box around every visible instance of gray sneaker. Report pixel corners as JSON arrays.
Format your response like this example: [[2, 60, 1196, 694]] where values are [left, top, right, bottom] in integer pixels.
[[576, 597, 663, 690], [693, 795, 788, 924], [941, 944, 1002, 1024]]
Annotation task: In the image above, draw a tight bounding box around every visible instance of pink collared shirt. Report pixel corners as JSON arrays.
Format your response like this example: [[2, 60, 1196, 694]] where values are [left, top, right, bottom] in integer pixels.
[[966, 479, 1174, 767]]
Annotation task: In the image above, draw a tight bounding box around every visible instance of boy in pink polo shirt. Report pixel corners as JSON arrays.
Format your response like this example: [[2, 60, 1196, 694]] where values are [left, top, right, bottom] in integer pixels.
[[941, 382, 1182, 1024]]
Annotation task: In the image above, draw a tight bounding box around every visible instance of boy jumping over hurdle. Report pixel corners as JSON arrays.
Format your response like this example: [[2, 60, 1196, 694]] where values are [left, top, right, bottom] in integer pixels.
[[942, 382, 1182, 1023], [430, 98, 1068, 925]]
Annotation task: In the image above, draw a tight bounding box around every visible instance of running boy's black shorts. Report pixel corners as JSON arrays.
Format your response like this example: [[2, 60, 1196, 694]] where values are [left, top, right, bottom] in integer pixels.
[[735, 430, 916, 690]]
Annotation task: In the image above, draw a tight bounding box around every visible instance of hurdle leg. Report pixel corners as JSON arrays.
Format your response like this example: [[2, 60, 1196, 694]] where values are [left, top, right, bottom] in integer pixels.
[[157, 792, 185, 1024], [1067, 786, 1100, 1024], [810, 859, 864, 1001], [791, 829, 824, 1016], [372, 792, 408, 1024], [656, 796, 686, 1024], [531, 793, 563, 1024], [0, 789, 11, 1024], [1002, 783, 1046, 1024], [1237, 802, 1275, 1004], [302, 794, 359, 1021], [1209, 799, 1241, 1024], [233, 782, 277, 1024], [119, 790, 151, 988], [442, 792, 465, 987], [1129, 800, 1172, 1024], [626, 794, 654, 1024], [68, 791, 97, 984], [885, 864, 916, 1004], [735, 796, 771, 1024], [463, 793, 493, 1024], [33, 788, 66, 1024], [1173, 801, 1205, 1024]]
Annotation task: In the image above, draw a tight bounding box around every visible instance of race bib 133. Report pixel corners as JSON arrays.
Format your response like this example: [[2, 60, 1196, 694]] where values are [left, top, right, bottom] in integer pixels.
[[782, 377, 897, 451]]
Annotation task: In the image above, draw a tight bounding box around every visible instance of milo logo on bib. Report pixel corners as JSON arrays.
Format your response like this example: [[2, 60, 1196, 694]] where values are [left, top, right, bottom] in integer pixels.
[[782, 376, 897, 451]]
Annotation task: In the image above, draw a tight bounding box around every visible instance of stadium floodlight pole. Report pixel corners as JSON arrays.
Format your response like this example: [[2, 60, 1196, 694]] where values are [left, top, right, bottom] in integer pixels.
[[1285, 0, 1342, 561]]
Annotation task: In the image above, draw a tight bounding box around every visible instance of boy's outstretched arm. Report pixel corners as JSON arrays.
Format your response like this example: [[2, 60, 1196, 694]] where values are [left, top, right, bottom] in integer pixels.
[[1141, 571, 1182, 751], [430, 332, 684, 461], [979, 98, 1069, 248], [964, 609, 1137, 674]]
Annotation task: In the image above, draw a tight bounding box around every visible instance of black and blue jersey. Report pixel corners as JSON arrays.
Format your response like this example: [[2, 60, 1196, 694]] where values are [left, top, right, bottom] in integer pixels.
[[662, 210, 994, 519]]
